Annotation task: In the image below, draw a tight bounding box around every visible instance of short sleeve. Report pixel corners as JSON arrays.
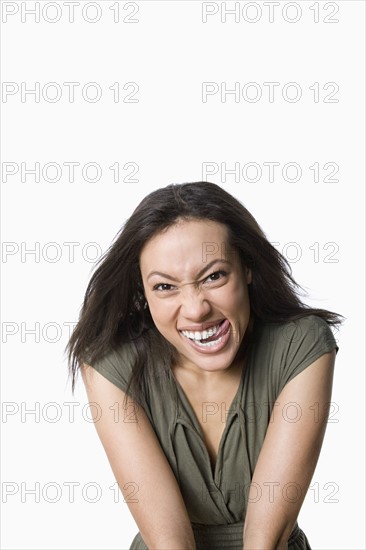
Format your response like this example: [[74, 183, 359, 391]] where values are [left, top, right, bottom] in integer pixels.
[[88, 340, 138, 395], [276, 315, 339, 394], [87, 341, 155, 424]]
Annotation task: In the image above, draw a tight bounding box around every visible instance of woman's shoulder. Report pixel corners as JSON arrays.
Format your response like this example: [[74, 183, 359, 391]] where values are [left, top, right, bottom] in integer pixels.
[[251, 314, 339, 396], [258, 314, 338, 352], [86, 339, 138, 394]]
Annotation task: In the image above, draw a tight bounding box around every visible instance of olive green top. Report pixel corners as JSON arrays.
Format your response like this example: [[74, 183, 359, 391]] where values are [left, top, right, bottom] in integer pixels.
[[89, 315, 339, 549]]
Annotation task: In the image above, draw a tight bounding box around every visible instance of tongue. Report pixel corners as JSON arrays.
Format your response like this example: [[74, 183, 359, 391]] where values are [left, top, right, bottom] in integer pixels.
[[200, 319, 229, 342]]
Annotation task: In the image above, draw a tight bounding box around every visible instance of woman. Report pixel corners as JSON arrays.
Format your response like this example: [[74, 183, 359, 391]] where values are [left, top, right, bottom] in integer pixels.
[[66, 181, 343, 550]]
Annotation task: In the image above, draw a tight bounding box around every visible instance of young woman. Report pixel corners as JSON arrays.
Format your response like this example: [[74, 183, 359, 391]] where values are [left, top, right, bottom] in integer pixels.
[[66, 181, 343, 550]]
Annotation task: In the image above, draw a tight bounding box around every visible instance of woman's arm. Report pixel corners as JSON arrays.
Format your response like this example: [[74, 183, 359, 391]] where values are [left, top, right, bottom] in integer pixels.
[[243, 349, 336, 550], [81, 364, 196, 550]]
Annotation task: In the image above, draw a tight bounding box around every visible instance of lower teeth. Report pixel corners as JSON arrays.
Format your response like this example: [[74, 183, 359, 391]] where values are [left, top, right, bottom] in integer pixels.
[[189, 335, 223, 347]]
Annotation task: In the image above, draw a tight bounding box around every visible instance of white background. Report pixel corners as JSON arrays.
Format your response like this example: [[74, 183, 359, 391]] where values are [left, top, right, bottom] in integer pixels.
[[1, 1, 365, 549]]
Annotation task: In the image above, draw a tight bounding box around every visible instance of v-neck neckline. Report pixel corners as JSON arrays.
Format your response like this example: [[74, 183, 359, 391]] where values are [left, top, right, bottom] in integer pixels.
[[172, 358, 248, 482]]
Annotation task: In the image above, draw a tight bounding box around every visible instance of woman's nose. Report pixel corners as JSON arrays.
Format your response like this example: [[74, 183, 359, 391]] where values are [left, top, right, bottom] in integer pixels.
[[179, 285, 211, 320]]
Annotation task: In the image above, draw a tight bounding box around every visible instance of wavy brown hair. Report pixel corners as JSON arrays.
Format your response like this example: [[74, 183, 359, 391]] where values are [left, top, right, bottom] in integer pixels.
[[65, 181, 344, 407]]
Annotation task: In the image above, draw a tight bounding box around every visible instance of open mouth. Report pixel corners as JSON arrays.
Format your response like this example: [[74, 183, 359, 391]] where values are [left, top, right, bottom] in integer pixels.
[[179, 319, 230, 348]]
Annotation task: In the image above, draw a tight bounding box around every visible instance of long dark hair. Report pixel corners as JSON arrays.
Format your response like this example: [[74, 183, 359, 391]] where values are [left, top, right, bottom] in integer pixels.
[[65, 182, 344, 406]]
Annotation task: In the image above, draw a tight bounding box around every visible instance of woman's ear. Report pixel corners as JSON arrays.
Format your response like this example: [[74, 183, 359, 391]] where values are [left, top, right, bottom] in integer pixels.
[[246, 268, 252, 285]]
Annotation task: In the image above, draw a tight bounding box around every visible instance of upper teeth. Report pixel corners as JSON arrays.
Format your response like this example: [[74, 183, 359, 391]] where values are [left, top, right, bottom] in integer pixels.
[[180, 322, 222, 341]]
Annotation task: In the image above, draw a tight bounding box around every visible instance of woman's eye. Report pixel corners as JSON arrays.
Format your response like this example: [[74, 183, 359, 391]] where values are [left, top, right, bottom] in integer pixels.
[[153, 283, 176, 292], [205, 270, 227, 283]]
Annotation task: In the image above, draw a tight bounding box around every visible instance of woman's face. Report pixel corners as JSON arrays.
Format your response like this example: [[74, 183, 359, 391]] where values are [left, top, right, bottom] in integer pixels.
[[139, 218, 252, 375]]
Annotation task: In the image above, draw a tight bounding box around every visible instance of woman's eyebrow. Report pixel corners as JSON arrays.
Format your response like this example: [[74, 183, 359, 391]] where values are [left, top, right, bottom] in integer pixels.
[[147, 258, 231, 282]]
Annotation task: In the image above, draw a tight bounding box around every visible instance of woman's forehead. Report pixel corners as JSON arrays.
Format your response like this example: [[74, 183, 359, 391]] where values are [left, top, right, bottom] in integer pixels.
[[141, 219, 229, 257], [139, 219, 240, 277]]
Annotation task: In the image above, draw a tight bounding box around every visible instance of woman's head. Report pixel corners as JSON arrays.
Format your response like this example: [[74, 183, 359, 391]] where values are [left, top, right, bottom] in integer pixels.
[[106, 181, 306, 327], [66, 181, 343, 399], [139, 217, 252, 376], [106, 181, 273, 314]]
